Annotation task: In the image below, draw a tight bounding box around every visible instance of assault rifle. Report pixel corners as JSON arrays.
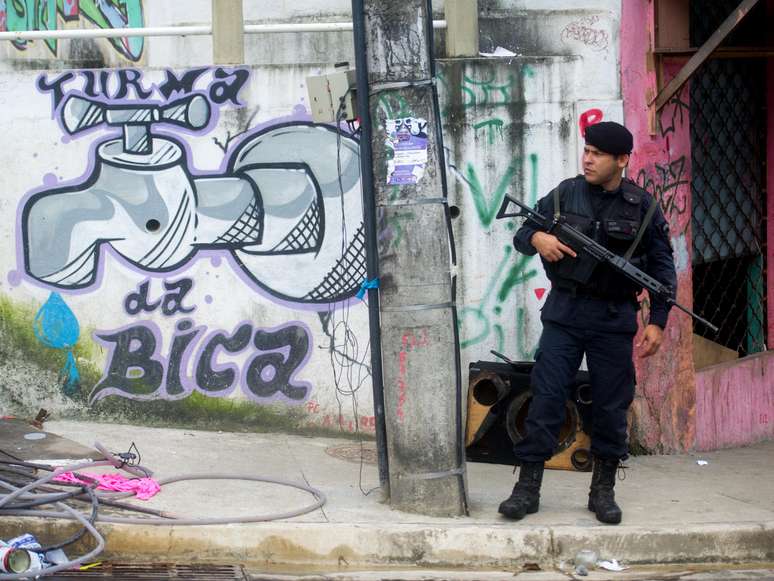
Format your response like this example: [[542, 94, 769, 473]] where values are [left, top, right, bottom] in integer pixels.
[[496, 193, 718, 333]]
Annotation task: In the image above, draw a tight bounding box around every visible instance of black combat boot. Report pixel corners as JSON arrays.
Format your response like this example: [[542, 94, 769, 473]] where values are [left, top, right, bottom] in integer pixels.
[[498, 461, 544, 520], [588, 457, 622, 524]]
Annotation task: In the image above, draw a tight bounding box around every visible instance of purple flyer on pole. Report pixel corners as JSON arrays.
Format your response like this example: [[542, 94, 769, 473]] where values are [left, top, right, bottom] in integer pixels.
[[385, 117, 429, 185]]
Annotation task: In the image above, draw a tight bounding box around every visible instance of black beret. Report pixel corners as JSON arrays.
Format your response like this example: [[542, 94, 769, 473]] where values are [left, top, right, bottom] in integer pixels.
[[585, 121, 633, 155]]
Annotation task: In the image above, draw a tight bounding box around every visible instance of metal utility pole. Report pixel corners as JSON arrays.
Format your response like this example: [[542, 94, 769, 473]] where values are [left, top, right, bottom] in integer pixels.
[[352, 0, 467, 516]]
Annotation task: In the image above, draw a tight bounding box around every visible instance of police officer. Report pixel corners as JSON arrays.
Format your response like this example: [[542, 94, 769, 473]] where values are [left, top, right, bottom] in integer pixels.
[[499, 121, 677, 525]]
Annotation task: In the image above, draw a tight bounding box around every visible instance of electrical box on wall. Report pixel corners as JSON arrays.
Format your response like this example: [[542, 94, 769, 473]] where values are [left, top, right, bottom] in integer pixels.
[[306, 63, 357, 123]]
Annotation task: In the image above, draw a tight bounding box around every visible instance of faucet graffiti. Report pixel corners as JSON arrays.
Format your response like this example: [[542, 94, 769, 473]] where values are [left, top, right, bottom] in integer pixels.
[[20, 68, 366, 305]]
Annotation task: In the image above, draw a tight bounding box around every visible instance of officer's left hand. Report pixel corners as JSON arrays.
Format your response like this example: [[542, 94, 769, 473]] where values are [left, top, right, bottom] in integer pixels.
[[637, 324, 664, 357]]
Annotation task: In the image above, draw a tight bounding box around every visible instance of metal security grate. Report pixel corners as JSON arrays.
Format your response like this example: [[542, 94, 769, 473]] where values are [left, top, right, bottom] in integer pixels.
[[689, 0, 768, 356], [49, 562, 247, 580]]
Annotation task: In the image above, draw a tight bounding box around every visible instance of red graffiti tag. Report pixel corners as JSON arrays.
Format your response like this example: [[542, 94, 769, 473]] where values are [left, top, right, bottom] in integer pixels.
[[579, 108, 604, 137], [397, 328, 430, 422]]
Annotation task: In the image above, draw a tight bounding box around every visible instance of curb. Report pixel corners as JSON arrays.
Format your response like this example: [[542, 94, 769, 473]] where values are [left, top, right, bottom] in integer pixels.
[[3, 518, 774, 569]]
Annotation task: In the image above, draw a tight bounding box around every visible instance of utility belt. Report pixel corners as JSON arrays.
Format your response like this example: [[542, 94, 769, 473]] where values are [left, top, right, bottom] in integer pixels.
[[553, 284, 637, 303]]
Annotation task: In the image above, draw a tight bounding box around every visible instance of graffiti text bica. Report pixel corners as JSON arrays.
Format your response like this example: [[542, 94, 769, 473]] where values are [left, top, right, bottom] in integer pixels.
[[91, 278, 313, 405]]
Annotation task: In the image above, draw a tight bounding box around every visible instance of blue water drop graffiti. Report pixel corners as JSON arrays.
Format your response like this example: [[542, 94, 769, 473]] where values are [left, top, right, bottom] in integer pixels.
[[34, 293, 81, 396]]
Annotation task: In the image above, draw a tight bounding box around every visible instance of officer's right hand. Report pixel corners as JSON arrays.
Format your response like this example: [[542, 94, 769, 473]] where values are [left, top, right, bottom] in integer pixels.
[[530, 231, 578, 262]]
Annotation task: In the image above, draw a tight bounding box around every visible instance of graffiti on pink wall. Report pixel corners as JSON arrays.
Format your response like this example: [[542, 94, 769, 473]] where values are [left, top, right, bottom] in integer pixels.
[[634, 88, 691, 231]]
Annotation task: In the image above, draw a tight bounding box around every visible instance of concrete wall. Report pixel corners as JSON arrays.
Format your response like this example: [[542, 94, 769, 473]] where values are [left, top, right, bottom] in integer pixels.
[[438, 56, 622, 370], [0, 0, 623, 432], [438, 1, 623, 378]]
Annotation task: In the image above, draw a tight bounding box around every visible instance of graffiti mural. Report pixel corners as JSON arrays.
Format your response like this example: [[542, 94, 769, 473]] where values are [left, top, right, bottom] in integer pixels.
[[1, 0, 144, 60], [13, 66, 367, 406], [21, 67, 366, 304]]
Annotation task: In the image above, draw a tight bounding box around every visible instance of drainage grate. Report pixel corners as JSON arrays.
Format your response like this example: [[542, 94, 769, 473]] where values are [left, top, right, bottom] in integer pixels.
[[48, 562, 247, 580]]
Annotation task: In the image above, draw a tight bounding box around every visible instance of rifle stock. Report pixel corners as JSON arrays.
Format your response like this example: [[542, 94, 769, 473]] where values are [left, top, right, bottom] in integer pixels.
[[497, 194, 718, 333]]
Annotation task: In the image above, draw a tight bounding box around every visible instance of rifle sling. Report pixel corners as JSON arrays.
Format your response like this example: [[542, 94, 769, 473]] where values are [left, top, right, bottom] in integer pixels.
[[624, 197, 658, 261]]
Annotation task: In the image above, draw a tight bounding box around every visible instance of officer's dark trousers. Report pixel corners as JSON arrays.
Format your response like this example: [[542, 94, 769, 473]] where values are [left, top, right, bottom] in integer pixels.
[[513, 314, 636, 462]]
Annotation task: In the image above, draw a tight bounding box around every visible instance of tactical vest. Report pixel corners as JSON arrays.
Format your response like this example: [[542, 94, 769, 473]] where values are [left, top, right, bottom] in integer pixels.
[[545, 176, 654, 299]]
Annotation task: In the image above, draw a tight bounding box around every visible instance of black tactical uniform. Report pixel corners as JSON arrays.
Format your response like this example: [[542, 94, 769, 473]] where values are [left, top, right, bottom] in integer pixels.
[[511, 175, 677, 462], [498, 122, 678, 525]]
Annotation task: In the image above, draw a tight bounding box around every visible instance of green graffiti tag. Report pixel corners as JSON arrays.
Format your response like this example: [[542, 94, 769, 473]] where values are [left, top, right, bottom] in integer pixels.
[[515, 307, 537, 360], [497, 254, 538, 303], [459, 246, 514, 350], [385, 210, 416, 250], [378, 93, 412, 119], [456, 152, 543, 354], [473, 118, 505, 145], [465, 158, 518, 228], [528, 153, 538, 205], [458, 247, 538, 351], [461, 73, 513, 109], [463, 154, 540, 228]]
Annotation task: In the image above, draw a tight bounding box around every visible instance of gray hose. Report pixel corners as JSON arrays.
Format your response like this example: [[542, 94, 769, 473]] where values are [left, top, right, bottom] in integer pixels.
[[3, 473, 327, 525], [0, 460, 118, 510]]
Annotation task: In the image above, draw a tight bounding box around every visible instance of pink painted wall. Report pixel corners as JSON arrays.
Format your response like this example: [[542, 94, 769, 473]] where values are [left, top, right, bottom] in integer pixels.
[[621, 0, 696, 453], [696, 351, 774, 450]]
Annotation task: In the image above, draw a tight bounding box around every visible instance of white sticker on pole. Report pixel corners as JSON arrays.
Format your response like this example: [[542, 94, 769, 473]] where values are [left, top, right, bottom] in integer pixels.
[[385, 117, 429, 185]]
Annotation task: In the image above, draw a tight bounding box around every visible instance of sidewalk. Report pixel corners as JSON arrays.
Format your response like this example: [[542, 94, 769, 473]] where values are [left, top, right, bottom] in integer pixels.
[[1, 420, 773, 572]]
